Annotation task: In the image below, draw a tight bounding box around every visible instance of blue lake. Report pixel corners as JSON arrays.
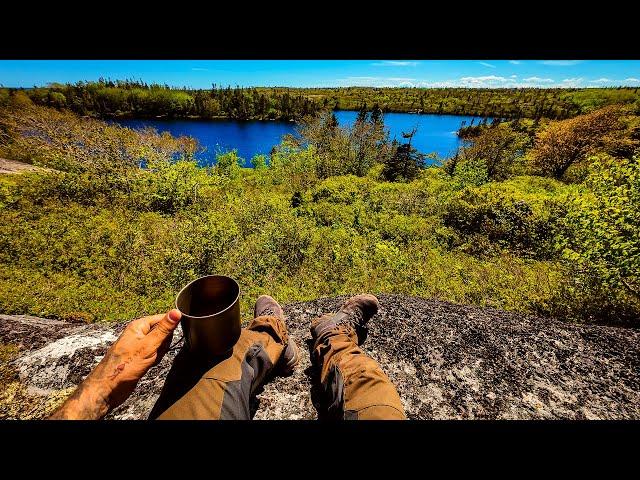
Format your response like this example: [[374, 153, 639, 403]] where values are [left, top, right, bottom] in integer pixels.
[[114, 111, 483, 166]]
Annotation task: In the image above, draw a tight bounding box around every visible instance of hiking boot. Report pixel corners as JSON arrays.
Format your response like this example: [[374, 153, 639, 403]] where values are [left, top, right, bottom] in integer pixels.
[[254, 294, 285, 319], [310, 294, 380, 345], [254, 295, 300, 375]]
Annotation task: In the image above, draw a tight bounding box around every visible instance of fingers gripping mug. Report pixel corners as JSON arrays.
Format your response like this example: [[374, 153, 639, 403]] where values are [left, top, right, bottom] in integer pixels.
[[175, 275, 241, 356]]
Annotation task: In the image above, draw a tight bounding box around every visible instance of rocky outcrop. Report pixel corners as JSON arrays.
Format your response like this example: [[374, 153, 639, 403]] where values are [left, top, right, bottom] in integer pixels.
[[0, 158, 53, 175], [1, 295, 639, 419]]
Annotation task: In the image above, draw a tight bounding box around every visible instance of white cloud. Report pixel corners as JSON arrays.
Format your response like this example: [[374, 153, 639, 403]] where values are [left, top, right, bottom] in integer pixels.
[[509, 60, 521, 65], [191, 67, 209, 71], [539, 60, 583, 66], [339, 75, 511, 88], [418, 76, 572, 88], [456, 76, 511, 87], [412, 80, 456, 88], [460, 75, 508, 82], [334, 72, 640, 89], [559, 77, 585, 87], [337, 76, 417, 87], [371, 61, 418, 67], [523, 76, 554, 83], [336, 76, 379, 86], [478, 62, 496, 68]]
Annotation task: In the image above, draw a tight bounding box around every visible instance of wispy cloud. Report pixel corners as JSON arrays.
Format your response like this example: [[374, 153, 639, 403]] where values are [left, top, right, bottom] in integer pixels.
[[191, 67, 209, 71], [341, 76, 379, 82], [560, 77, 584, 87], [523, 76, 554, 83], [371, 61, 418, 67], [337, 73, 637, 89], [509, 60, 521, 65], [417, 75, 572, 88], [337, 76, 416, 87], [460, 75, 508, 84], [539, 60, 583, 66], [478, 62, 496, 68]]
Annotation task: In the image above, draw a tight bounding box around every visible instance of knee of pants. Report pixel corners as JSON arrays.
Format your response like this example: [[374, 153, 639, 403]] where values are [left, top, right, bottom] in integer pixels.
[[248, 315, 289, 346]]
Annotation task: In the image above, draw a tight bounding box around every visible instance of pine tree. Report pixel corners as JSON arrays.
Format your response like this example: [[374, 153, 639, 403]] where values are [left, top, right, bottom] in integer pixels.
[[356, 103, 368, 123], [328, 112, 339, 129], [370, 103, 383, 124], [382, 142, 425, 182]]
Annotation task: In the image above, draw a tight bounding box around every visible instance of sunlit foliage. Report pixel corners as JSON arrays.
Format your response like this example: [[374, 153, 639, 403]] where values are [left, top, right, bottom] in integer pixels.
[[0, 103, 638, 327]]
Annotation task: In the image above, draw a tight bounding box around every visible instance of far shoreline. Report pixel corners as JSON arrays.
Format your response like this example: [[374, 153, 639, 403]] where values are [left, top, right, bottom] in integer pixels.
[[100, 110, 495, 123]]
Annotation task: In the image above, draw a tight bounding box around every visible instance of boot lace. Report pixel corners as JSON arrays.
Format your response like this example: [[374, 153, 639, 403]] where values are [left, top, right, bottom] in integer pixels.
[[259, 307, 276, 317], [339, 307, 365, 329]]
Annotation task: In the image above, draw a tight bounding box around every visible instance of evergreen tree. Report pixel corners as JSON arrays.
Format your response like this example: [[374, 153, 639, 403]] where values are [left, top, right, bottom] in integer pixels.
[[356, 103, 368, 123], [382, 142, 425, 182], [328, 112, 339, 129], [370, 103, 383, 124]]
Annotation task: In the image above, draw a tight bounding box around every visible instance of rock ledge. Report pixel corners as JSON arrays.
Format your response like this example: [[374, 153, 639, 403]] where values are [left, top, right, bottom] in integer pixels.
[[1, 295, 638, 419]]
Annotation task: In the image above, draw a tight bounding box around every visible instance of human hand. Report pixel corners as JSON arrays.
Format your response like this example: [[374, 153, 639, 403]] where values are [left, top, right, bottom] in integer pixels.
[[49, 309, 182, 420]]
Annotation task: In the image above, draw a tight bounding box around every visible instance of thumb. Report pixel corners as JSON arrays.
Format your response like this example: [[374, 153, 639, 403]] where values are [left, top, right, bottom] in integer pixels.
[[147, 309, 182, 348]]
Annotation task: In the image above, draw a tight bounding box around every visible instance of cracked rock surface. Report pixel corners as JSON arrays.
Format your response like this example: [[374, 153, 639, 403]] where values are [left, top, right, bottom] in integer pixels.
[[1, 294, 639, 420]]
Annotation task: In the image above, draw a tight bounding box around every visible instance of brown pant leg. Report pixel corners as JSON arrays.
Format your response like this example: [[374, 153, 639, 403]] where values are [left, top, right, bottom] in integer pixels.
[[149, 315, 288, 420], [312, 320, 406, 420]]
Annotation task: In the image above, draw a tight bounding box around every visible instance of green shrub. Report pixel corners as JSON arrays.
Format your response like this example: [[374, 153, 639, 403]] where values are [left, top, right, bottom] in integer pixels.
[[451, 158, 489, 188], [442, 176, 573, 258], [215, 149, 244, 178], [251, 154, 267, 169], [556, 155, 640, 323], [268, 141, 319, 191], [311, 175, 372, 204]]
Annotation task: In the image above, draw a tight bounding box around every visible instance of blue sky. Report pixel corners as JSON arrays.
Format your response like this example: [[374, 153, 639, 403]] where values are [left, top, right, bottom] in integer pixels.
[[1, 60, 639, 89]]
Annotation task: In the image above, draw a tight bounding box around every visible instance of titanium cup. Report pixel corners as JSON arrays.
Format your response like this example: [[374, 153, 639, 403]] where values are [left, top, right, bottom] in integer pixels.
[[175, 275, 241, 356]]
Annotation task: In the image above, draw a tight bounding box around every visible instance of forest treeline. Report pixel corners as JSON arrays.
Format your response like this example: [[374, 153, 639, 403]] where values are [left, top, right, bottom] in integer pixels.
[[0, 80, 318, 121], [294, 86, 640, 119], [2, 80, 639, 121]]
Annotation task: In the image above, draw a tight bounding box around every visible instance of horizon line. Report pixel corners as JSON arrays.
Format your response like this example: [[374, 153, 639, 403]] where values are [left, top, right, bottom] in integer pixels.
[[3, 83, 639, 90]]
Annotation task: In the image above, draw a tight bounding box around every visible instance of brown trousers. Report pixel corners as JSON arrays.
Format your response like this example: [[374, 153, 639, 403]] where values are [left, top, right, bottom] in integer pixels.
[[149, 314, 405, 420], [311, 320, 405, 420]]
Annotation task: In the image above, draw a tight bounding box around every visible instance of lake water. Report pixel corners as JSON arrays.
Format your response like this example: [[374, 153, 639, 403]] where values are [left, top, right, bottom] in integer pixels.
[[114, 112, 483, 166]]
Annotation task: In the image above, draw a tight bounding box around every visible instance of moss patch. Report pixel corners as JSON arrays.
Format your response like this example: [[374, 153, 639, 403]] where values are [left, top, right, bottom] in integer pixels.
[[0, 343, 73, 419]]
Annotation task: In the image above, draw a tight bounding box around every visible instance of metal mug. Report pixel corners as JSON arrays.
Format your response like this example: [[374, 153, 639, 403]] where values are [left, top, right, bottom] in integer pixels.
[[175, 275, 241, 357]]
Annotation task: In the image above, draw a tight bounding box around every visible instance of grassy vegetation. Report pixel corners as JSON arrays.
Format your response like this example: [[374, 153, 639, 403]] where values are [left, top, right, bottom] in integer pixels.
[[0, 97, 638, 327]]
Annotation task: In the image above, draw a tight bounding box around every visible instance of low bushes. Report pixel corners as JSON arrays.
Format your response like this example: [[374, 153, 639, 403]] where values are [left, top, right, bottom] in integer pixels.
[[1, 104, 638, 326], [441, 176, 575, 258]]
